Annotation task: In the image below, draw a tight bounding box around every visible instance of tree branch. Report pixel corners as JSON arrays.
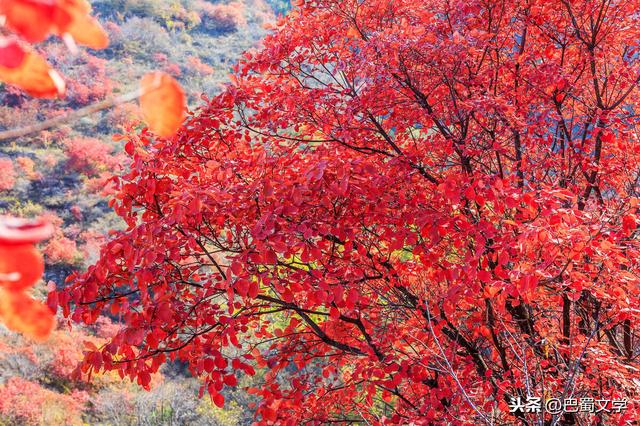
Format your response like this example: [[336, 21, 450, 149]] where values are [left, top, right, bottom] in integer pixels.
[[0, 89, 143, 142]]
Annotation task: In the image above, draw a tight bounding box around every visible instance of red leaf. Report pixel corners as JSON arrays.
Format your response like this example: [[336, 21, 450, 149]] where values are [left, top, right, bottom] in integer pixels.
[[215, 356, 228, 369], [211, 391, 225, 408], [623, 214, 636, 233], [1, 0, 108, 49], [346, 26, 360, 38], [0, 38, 27, 69], [264, 249, 277, 264], [53, 0, 107, 48], [263, 407, 278, 422], [347, 288, 359, 305], [124, 141, 134, 156], [137, 371, 151, 387], [230, 261, 243, 275], [223, 374, 237, 386], [204, 357, 215, 373]]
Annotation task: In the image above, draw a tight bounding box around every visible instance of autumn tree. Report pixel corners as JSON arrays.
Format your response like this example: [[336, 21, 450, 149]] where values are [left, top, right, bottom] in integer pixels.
[[57, 0, 640, 424]]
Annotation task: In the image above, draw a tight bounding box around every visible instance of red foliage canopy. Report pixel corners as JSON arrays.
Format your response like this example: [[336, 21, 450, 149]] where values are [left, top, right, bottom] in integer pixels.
[[59, 0, 640, 424]]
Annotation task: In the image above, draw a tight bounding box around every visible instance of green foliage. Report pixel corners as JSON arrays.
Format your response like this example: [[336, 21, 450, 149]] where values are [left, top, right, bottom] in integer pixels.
[[7, 200, 44, 218], [105, 0, 201, 30], [109, 17, 173, 60]]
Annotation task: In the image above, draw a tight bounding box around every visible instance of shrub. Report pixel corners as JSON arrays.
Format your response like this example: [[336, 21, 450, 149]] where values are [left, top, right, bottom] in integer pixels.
[[0, 349, 43, 383], [0, 158, 16, 191], [46, 48, 114, 107], [43, 235, 80, 265], [110, 17, 172, 59], [41, 154, 60, 170], [187, 56, 214, 76], [110, 0, 200, 29], [85, 171, 119, 196], [245, 0, 276, 26], [0, 377, 86, 425], [163, 62, 183, 77], [64, 138, 115, 177], [0, 103, 39, 130], [116, 0, 168, 18], [10, 200, 44, 218], [69, 205, 83, 221], [16, 157, 41, 181], [197, 1, 247, 33], [68, 55, 113, 106], [105, 102, 142, 130]]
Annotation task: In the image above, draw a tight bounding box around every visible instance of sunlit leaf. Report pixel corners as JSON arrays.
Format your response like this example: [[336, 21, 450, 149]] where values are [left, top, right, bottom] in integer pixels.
[[0, 289, 55, 341], [53, 0, 108, 49], [0, 0, 108, 49], [0, 48, 65, 98], [63, 14, 109, 49], [0, 0, 57, 43], [140, 71, 186, 138], [0, 245, 44, 292]]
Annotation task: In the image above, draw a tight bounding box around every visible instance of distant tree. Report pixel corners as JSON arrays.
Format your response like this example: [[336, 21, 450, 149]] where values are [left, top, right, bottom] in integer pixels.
[[64, 137, 115, 177], [197, 1, 247, 33], [16, 156, 41, 181], [0, 377, 87, 425], [43, 235, 80, 265]]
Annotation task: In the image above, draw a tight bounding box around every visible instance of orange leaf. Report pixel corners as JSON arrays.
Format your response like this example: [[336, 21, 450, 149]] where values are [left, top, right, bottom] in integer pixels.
[[52, 0, 108, 49], [0, 0, 57, 43], [1, 0, 108, 49], [63, 14, 109, 49], [346, 26, 360, 38], [0, 48, 65, 98], [51, 0, 89, 33], [140, 72, 186, 137], [483, 285, 501, 298], [0, 245, 44, 292], [0, 289, 55, 341]]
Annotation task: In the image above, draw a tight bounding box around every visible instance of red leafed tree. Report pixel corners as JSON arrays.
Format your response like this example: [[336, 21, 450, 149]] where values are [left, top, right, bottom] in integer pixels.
[[64, 137, 117, 177], [58, 0, 640, 424]]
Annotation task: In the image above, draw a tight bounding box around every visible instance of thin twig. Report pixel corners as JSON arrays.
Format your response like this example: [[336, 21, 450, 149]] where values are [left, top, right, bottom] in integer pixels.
[[423, 303, 493, 425], [0, 87, 145, 142]]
